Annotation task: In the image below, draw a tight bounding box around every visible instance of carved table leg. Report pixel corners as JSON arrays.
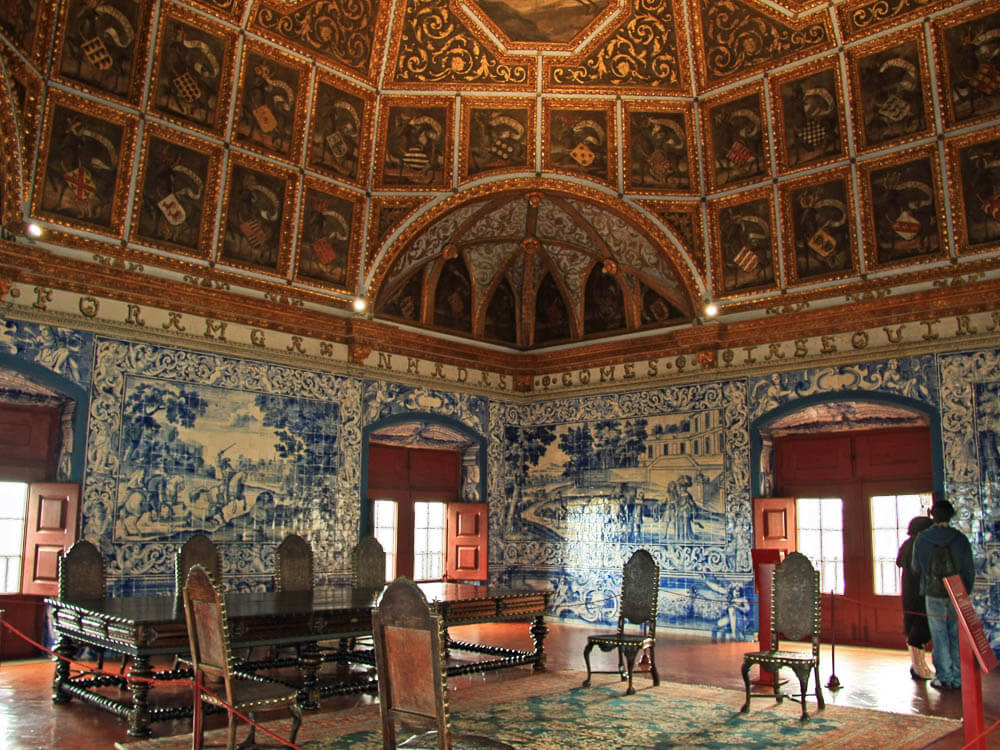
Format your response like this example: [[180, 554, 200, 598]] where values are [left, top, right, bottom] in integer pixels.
[[51, 634, 74, 704], [127, 655, 153, 737], [298, 642, 322, 711], [530, 615, 548, 671]]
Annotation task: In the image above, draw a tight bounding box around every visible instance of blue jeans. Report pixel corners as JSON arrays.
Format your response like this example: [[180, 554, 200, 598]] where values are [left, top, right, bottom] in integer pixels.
[[925, 595, 961, 686]]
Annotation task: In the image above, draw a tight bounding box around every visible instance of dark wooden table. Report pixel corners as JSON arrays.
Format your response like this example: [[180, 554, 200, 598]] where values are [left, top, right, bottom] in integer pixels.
[[46, 583, 550, 737]]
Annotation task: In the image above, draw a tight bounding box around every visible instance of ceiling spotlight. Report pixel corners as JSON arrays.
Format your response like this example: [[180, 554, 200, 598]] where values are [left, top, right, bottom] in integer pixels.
[[704, 302, 719, 318], [352, 297, 368, 313], [26, 222, 42, 238]]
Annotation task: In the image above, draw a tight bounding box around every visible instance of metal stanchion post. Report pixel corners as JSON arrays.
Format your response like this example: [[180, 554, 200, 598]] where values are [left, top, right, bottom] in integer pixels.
[[826, 589, 841, 690]]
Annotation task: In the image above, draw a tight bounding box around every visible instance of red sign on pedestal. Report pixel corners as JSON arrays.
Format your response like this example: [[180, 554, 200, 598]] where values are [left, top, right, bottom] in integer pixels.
[[944, 575, 998, 750]]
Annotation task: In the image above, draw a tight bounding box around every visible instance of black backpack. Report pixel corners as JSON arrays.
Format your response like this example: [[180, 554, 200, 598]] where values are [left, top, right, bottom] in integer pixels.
[[926, 542, 958, 597]]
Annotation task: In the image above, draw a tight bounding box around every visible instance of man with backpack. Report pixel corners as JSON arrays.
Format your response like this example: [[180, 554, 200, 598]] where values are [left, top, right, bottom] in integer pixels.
[[911, 500, 975, 691]]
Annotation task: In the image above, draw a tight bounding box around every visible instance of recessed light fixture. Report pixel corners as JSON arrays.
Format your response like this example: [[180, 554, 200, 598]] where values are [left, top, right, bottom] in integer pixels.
[[704, 302, 719, 318], [352, 297, 368, 313], [26, 222, 42, 238]]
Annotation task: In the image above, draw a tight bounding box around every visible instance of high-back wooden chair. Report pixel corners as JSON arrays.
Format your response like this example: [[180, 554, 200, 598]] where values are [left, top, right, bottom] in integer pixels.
[[183, 564, 302, 750], [582, 548, 660, 695], [275, 533, 313, 592], [372, 578, 514, 750], [176, 533, 223, 595], [59, 540, 122, 672], [353, 536, 386, 592], [740, 550, 825, 721], [373, 578, 451, 749]]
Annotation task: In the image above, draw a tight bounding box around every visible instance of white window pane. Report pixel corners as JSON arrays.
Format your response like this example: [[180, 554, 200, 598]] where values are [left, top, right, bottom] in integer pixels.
[[820, 498, 843, 528], [0, 520, 23, 556], [870, 496, 898, 529], [0, 482, 27, 518], [872, 528, 898, 559], [821, 531, 843, 559], [2, 558, 19, 594], [797, 498, 821, 527], [798, 528, 821, 552]]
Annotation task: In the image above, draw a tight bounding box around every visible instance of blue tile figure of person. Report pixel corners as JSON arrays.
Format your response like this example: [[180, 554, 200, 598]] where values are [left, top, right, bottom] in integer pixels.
[[911, 500, 976, 691]]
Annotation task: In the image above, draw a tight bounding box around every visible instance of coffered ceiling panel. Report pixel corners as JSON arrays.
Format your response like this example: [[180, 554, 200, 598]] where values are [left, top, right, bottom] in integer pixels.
[[0, 0, 997, 369]]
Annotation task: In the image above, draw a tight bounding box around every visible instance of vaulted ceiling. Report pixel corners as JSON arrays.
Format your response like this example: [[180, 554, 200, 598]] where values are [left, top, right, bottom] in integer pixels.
[[0, 0, 998, 372]]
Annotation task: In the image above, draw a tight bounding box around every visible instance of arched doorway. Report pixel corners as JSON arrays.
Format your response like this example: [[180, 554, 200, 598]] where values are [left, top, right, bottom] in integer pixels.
[[752, 395, 942, 648], [360, 414, 487, 583]]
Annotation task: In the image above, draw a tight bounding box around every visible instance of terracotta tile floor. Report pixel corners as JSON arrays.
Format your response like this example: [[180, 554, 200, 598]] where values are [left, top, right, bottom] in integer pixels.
[[2, 622, 999, 748]]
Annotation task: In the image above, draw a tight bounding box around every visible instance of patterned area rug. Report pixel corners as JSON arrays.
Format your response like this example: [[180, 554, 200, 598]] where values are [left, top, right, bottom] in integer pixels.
[[116, 671, 959, 749]]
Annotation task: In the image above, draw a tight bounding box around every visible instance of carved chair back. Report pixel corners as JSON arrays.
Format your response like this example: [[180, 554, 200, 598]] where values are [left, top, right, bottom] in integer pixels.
[[372, 577, 450, 749], [770, 551, 821, 653], [353, 536, 386, 593], [59, 540, 105, 601], [275, 533, 313, 593], [619, 548, 659, 636], [176, 533, 222, 595], [182, 564, 234, 691]]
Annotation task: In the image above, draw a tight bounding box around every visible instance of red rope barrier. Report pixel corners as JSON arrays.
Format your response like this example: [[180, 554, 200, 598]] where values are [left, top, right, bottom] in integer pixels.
[[0, 618, 301, 749]]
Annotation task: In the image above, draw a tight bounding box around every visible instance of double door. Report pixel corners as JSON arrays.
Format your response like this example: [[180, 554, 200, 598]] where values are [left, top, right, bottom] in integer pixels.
[[771, 428, 933, 648]]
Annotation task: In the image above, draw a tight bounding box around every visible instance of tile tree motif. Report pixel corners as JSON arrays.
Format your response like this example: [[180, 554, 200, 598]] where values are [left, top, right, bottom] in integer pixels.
[[149, 8, 234, 135], [36, 98, 134, 233], [626, 106, 695, 192], [56, 0, 146, 102], [772, 61, 846, 173], [491, 380, 753, 634], [220, 158, 295, 274], [114, 376, 342, 543], [234, 43, 307, 163], [545, 105, 614, 184], [462, 102, 533, 181], [935, 6, 1000, 127], [850, 32, 931, 153], [133, 127, 220, 257], [863, 150, 946, 269], [712, 191, 776, 295], [83, 337, 362, 591], [704, 88, 769, 191], [308, 77, 369, 185], [378, 102, 451, 189], [295, 182, 361, 290], [948, 132, 1000, 253], [782, 171, 856, 284]]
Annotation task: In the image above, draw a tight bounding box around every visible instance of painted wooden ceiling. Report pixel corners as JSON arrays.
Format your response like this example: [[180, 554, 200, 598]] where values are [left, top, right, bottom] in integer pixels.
[[0, 0, 998, 360]]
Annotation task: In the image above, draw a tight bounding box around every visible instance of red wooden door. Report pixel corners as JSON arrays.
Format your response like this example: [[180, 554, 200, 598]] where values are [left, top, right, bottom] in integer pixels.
[[446, 502, 487, 582], [21, 482, 80, 596], [775, 427, 931, 648]]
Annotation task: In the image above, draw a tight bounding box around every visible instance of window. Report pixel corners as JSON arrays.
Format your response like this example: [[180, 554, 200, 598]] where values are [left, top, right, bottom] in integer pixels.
[[871, 492, 932, 596], [413, 501, 446, 580], [797, 496, 844, 594], [0, 482, 28, 594], [372, 498, 398, 582]]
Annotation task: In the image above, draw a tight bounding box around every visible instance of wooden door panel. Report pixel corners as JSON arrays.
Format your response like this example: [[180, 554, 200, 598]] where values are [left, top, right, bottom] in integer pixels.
[[775, 435, 852, 483], [0, 404, 59, 482], [446, 502, 487, 582], [21, 482, 80, 596], [752, 497, 797, 554]]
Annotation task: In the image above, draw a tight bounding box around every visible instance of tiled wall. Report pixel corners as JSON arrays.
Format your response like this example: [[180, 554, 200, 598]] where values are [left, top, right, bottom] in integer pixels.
[[3, 317, 999, 649]]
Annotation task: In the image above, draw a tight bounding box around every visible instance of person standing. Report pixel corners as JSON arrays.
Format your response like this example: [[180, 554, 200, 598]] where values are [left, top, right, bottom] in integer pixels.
[[911, 500, 975, 690], [897, 515, 934, 679]]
